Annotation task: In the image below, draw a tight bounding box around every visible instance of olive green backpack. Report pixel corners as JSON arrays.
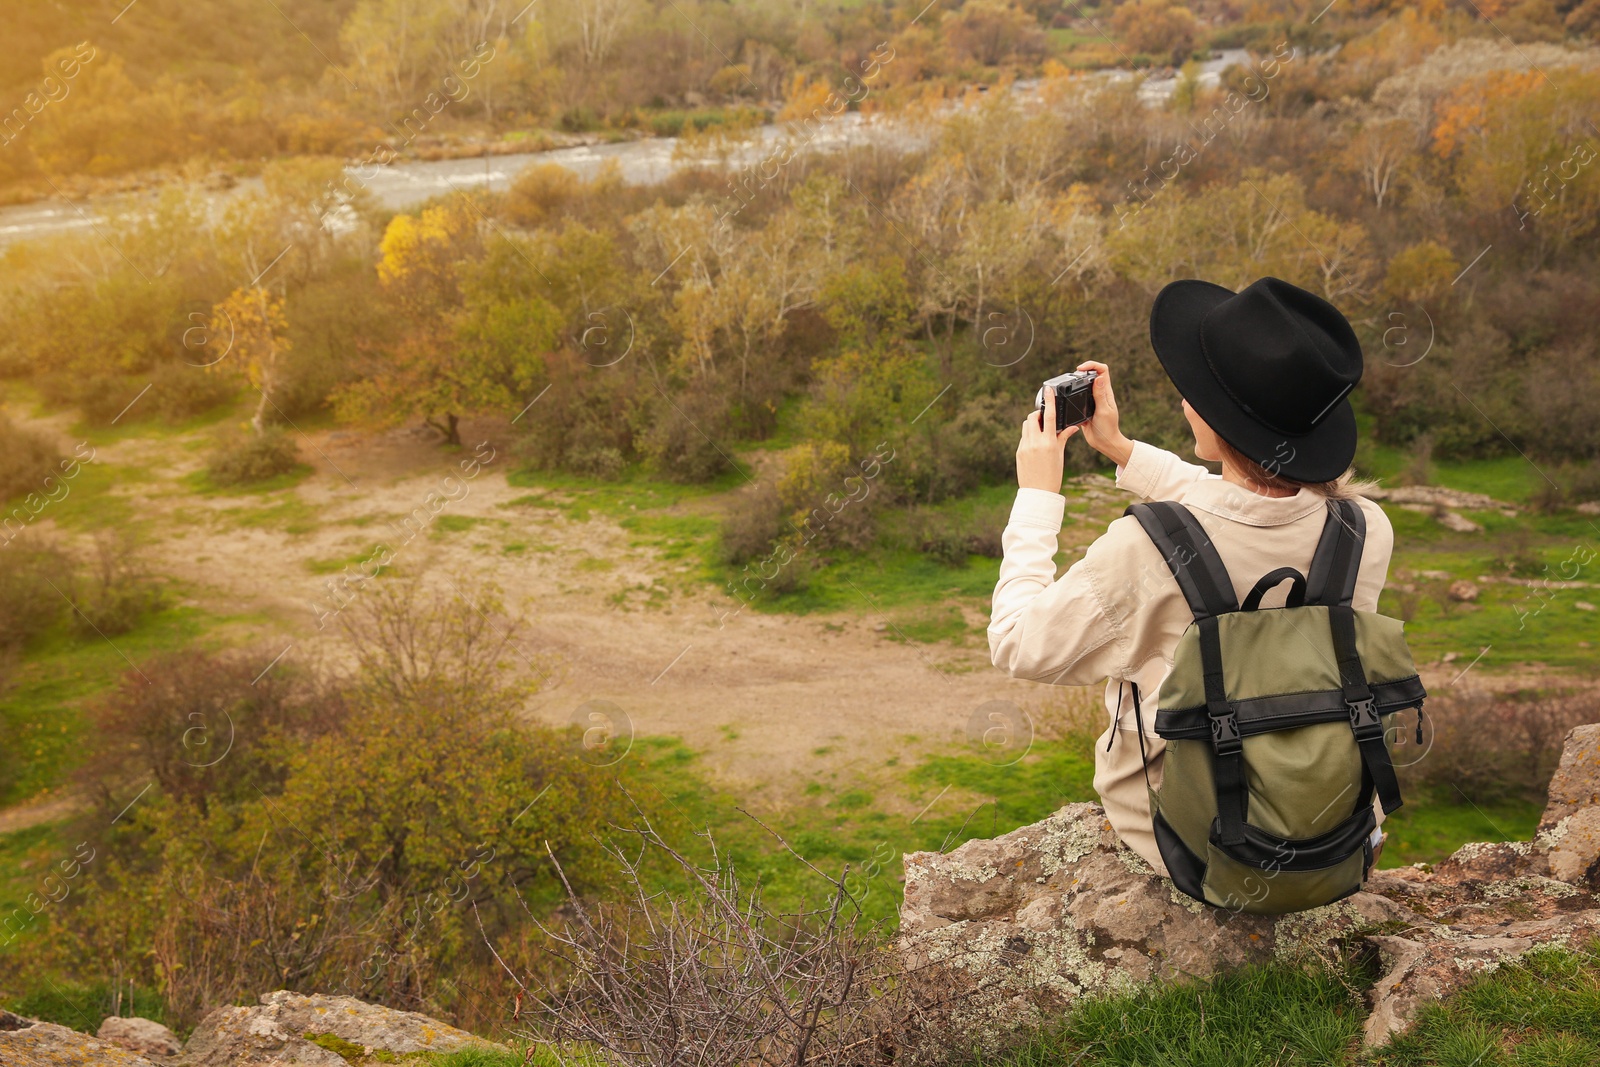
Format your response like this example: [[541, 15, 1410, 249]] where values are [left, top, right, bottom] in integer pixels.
[[1125, 498, 1427, 916]]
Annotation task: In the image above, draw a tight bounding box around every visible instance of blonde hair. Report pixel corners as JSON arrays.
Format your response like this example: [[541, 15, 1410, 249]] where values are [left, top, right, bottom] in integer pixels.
[[1213, 436, 1376, 501]]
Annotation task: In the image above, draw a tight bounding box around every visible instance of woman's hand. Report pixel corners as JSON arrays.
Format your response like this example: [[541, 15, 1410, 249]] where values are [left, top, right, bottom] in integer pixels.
[[1016, 387, 1077, 492], [1016, 362, 1136, 492], [1074, 361, 1134, 468]]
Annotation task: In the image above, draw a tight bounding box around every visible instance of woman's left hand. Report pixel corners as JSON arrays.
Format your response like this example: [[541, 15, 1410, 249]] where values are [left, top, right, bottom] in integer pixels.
[[1016, 385, 1078, 492]]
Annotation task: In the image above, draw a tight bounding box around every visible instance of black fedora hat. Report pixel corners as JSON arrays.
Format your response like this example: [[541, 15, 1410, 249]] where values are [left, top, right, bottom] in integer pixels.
[[1149, 276, 1363, 483]]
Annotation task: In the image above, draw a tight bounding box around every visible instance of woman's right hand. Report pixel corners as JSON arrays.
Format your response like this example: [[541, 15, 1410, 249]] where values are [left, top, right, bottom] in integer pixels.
[[1074, 361, 1134, 468]]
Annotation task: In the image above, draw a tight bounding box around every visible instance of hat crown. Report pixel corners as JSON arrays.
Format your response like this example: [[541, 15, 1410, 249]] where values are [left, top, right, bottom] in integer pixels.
[[1198, 278, 1362, 438]]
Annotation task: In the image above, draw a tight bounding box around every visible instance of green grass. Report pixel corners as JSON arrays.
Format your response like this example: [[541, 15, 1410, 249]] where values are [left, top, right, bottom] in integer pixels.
[[426, 1043, 579, 1067], [505, 465, 748, 511], [0, 978, 170, 1035], [30, 455, 150, 534], [965, 942, 1600, 1067], [306, 544, 389, 574], [1378, 501, 1600, 670], [1375, 942, 1600, 1066], [0, 605, 216, 806], [1380, 786, 1544, 868], [616, 728, 1534, 925], [0, 821, 68, 928], [433, 514, 494, 535], [1356, 444, 1554, 506], [970, 963, 1370, 1067], [619, 735, 1100, 926]]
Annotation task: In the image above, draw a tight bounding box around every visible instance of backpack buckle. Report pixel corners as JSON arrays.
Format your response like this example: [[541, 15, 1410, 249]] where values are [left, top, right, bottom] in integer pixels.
[[1347, 697, 1382, 738], [1209, 707, 1242, 755]]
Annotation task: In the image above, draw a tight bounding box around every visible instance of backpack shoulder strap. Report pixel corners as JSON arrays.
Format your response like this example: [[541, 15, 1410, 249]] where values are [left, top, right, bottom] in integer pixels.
[[1308, 498, 1403, 813], [1306, 498, 1366, 607], [1125, 501, 1239, 621]]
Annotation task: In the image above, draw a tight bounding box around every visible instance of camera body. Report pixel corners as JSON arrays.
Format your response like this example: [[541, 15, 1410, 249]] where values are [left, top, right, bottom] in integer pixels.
[[1035, 370, 1098, 431]]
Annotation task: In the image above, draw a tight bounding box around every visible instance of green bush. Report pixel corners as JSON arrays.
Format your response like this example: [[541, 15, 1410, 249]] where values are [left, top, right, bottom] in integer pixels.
[[37, 581, 627, 1033], [205, 429, 300, 486], [149, 362, 236, 423], [567, 445, 626, 480]]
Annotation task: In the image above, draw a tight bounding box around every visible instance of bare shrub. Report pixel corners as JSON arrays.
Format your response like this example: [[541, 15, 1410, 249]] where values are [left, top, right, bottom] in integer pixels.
[[0, 413, 63, 502], [501, 808, 977, 1067], [68, 531, 166, 637], [75, 647, 346, 813], [0, 537, 71, 651], [720, 481, 785, 565], [1402, 687, 1598, 804]]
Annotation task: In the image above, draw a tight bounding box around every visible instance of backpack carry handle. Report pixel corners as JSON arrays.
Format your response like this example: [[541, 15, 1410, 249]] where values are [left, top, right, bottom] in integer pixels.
[[1242, 567, 1307, 611]]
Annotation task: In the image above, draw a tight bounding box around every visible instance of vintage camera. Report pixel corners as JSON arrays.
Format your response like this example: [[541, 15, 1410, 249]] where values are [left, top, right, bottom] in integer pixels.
[[1035, 370, 1098, 431]]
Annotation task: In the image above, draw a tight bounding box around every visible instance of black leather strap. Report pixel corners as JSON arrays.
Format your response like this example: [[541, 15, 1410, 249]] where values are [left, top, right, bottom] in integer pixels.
[[1126, 502, 1239, 621], [1242, 567, 1307, 611], [1306, 499, 1366, 607], [1329, 602, 1403, 815], [1199, 615, 1248, 847]]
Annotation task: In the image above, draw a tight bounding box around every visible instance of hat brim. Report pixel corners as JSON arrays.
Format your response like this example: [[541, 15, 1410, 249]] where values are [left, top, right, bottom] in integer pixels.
[[1149, 280, 1358, 483]]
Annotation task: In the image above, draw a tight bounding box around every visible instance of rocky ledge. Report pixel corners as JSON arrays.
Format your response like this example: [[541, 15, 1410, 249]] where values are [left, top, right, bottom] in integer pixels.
[[899, 724, 1600, 1047], [0, 991, 503, 1066]]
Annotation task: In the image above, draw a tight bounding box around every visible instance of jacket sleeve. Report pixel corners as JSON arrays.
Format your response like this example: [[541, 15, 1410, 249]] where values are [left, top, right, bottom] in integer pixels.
[[1115, 440, 1217, 502], [989, 488, 1134, 685]]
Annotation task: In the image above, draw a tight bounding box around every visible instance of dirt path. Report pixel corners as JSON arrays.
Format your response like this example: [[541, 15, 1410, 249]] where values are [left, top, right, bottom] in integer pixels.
[[0, 415, 1043, 821]]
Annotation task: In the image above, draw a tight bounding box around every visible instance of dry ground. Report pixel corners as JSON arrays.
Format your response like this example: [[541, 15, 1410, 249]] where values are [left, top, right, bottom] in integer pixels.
[[8, 411, 1047, 822]]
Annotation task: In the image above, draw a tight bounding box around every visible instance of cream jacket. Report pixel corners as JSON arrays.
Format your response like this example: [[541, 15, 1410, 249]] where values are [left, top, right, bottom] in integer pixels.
[[988, 440, 1394, 873]]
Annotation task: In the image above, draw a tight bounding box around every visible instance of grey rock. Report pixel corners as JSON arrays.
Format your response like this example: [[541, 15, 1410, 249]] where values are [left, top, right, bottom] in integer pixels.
[[0, 1016, 162, 1067], [1436, 512, 1482, 534], [1539, 724, 1600, 888], [898, 803, 1420, 1041], [98, 1016, 181, 1057], [181, 991, 493, 1066], [1361, 911, 1600, 1045], [899, 724, 1600, 1047], [1364, 485, 1509, 511]]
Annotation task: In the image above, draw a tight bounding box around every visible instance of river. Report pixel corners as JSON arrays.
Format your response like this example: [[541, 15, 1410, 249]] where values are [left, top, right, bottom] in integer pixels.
[[0, 50, 1252, 247]]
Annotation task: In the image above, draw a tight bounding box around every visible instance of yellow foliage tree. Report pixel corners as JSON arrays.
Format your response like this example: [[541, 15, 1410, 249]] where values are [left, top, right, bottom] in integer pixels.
[[209, 287, 291, 435], [377, 202, 479, 313], [1383, 240, 1459, 306]]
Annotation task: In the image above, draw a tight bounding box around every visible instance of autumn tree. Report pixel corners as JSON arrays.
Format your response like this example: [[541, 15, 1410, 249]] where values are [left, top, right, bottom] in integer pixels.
[[209, 287, 291, 435], [1433, 68, 1600, 256], [944, 0, 1049, 67], [1107, 172, 1375, 301], [1344, 116, 1420, 211], [338, 200, 566, 444], [1110, 0, 1198, 66], [1383, 240, 1458, 307]]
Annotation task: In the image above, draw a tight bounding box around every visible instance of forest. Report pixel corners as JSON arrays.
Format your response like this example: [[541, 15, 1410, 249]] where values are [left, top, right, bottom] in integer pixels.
[[0, 0, 1599, 1060]]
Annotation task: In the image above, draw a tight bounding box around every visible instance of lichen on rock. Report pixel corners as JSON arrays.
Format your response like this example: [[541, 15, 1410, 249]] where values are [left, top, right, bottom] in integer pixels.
[[899, 723, 1600, 1048]]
